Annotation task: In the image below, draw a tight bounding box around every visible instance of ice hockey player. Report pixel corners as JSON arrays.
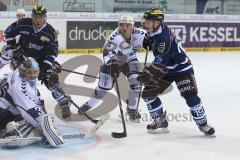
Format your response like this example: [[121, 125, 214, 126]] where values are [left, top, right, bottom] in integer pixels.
[[4, 5, 71, 119], [0, 8, 26, 69], [0, 57, 64, 147], [78, 15, 146, 122], [138, 8, 215, 135], [16, 8, 26, 20]]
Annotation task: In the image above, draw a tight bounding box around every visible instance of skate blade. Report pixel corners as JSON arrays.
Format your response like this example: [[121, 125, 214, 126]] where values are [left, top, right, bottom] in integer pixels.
[[203, 133, 216, 137], [147, 128, 169, 134], [129, 119, 141, 123]]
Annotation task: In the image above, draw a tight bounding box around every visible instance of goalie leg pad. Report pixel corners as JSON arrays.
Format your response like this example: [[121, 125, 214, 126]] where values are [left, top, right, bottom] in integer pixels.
[[40, 114, 64, 147]]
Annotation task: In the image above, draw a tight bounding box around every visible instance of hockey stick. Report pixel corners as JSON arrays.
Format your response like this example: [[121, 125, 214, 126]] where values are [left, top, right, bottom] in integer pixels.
[[69, 99, 99, 124], [135, 49, 149, 110], [52, 85, 109, 128], [69, 98, 110, 132], [20, 55, 108, 129], [61, 68, 99, 79], [111, 78, 127, 138]]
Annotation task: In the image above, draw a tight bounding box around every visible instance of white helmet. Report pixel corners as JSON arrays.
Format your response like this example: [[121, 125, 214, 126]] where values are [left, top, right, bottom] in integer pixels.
[[16, 9, 26, 16], [118, 15, 134, 26]]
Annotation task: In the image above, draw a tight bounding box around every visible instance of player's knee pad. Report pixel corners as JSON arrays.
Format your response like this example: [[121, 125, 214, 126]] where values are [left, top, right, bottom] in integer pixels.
[[175, 73, 198, 97], [40, 114, 64, 147], [121, 59, 141, 76], [98, 65, 113, 90], [128, 60, 142, 73], [128, 73, 141, 92]]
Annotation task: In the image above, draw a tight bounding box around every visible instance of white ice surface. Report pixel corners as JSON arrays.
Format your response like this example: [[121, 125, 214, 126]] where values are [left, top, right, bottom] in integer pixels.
[[0, 52, 239, 160]]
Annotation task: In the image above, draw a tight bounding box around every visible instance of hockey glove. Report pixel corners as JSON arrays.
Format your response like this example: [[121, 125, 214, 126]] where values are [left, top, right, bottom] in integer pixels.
[[11, 45, 25, 65], [52, 61, 62, 73], [137, 63, 169, 83], [137, 66, 152, 84], [143, 33, 153, 51], [39, 64, 53, 82], [109, 59, 120, 79]]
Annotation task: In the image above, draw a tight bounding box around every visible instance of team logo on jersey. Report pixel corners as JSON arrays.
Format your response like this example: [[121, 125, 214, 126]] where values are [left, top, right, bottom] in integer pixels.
[[29, 43, 44, 51], [19, 31, 29, 35], [40, 36, 50, 42], [158, 42, 166, 54], [119, 41, 131, 50]]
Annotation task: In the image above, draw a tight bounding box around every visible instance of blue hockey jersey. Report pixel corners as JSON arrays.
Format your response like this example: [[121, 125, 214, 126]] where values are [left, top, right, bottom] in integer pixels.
[[148, 23, 193, 76], [4, 18, 58, 67]]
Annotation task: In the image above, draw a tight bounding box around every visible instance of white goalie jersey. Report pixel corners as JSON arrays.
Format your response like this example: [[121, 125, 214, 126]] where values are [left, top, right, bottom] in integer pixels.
[[0, 69, 42, 127], [0, 45, 13, 68], [103, 27, 146, 64]]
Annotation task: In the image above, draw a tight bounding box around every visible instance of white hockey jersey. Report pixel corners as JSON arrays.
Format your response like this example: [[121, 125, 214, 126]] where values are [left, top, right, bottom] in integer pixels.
[[103, 27, 146, 64], [0, 69, 42, 127], [0, 45, 13, 68], [0, 35, 21, 68]]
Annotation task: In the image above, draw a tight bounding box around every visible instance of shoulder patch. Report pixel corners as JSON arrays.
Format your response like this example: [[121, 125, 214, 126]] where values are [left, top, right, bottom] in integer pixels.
[[158, 42, 166, 54], [40, 35, 50, 42], [54, 30, 59, 42]]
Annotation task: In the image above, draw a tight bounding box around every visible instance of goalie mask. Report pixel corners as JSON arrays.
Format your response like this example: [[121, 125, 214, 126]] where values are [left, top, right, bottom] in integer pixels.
[[19, 57, 39, 87]]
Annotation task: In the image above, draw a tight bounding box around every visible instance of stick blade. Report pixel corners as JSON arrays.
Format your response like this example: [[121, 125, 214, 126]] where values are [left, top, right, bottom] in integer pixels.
[[90, 114, 110, 133], [111, 132, 127, 138]]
